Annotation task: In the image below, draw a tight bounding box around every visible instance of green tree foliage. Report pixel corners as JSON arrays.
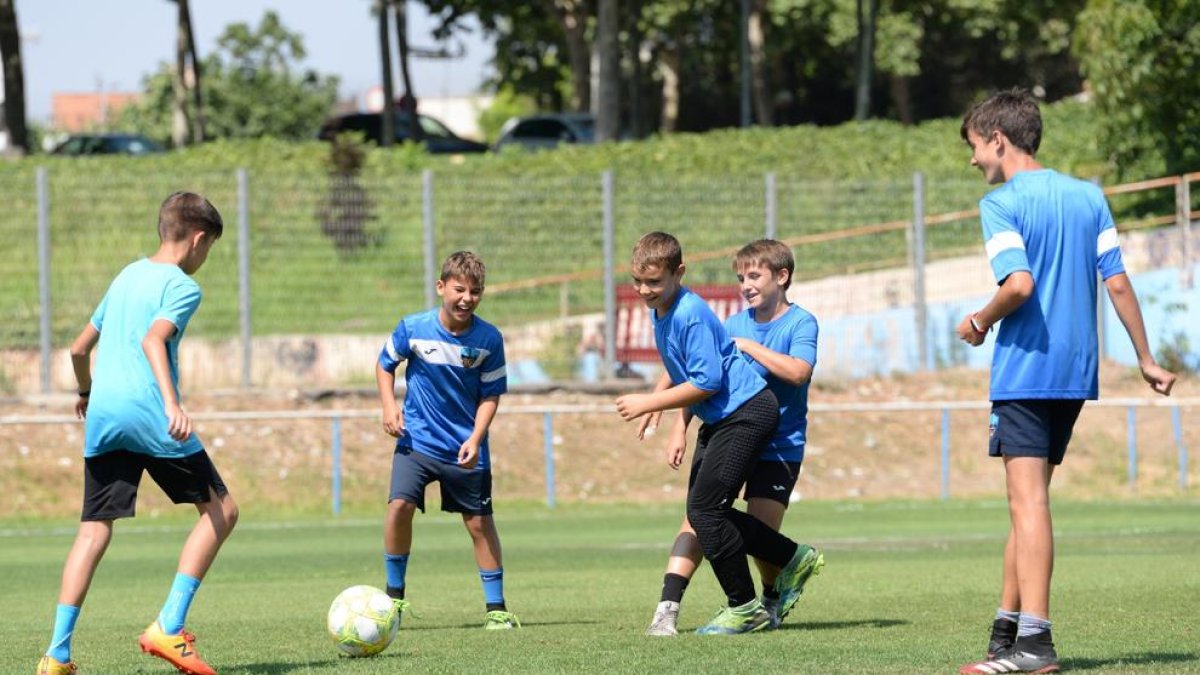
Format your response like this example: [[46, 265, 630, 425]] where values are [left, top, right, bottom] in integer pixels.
[[1074, 0, 1200, 177], [118, 11, 339, 142]]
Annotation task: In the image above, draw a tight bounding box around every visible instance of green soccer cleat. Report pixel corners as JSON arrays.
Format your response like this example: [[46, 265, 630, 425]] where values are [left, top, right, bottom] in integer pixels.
[[484, 610, 521, 630], [773, 544, 825, 620], [760, 594, 782, 629], [392, 598, 417, 627], [695, 599, 772, 635]]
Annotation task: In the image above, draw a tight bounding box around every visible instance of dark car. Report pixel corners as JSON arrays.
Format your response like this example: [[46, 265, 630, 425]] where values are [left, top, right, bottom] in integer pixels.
[[317, 112, 488, 154], [51, 133, 165, 156], [494, 113, 596, 152]]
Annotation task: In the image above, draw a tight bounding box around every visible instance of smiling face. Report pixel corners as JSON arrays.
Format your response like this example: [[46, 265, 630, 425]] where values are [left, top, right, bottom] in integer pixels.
[[437, 275, 483, 332], [735, 261, 789, 316], [966, 129, 1005, 185], [630, 262, 685, 315]]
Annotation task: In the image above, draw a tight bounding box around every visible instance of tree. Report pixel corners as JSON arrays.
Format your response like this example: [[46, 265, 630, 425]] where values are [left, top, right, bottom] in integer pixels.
[[169, 0, 206, 147], [376, 0, 396, 147], [119, 11, 339, 141], [852, 0, 876, 121], [1074, 0, 1200, 176], [0, 0, 28, 154], [595, 0, 620, 140]]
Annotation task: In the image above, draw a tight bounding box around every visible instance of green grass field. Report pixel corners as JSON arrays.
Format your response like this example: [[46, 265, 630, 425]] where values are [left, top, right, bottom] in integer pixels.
[[3, 500, 1198, 674]]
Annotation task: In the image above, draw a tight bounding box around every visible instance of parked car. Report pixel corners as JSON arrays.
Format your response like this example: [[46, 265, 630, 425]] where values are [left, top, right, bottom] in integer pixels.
[[317, 112, 488, 154], [494, 113, 596, 152], [51, 133, 165, 156]]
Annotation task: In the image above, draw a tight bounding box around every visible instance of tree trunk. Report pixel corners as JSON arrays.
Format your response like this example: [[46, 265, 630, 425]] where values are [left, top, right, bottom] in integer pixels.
[[853, 0, 877, 121], [394, 0, 421, 141], [179, 0, 206, 142], [627, 0, 643, 139], [541, 0, 591, 113], [595, 0, 619, 141], [658, 47, 680, 134], [0, 0, 28, 154], [890, 73, 913, 125], [172, 0, 191, 148], [377, 0, 395, 147], [748, 0, 772, 126]]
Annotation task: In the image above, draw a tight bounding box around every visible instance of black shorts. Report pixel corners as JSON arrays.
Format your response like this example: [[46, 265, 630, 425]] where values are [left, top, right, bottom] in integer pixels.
[[389, 447, 494, 515], [988, 399, 1085, 466], [742, 460, 802, 505], [82, 449, 228, 522]]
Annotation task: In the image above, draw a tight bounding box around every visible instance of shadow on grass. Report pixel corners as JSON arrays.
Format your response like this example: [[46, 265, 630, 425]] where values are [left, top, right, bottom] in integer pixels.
[[231, 657, 352, 672], [777, 618, 908, 631], [1064, 651, 1198, 671], [400, 619, 602, 631]]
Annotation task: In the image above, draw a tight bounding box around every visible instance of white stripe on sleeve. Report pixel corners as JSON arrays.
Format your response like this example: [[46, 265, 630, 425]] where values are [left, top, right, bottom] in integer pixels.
[[1097, 227, 1119, 256], [384, 337, 401, 362], [985, 231, 1025, 261], [481, 366, 506, 383]]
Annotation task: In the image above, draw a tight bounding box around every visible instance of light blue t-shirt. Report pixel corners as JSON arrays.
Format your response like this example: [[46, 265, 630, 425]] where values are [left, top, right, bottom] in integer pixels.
[[726, 304, 818, 462], [980, 169, 1125, 400], [84, 258, 204, 458], [652, 287, 766, 425], [379, 308, 507, 469]]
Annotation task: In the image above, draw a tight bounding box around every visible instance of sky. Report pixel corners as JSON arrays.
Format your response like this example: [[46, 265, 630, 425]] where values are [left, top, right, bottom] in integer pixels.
[[15, 0, 495, 123]]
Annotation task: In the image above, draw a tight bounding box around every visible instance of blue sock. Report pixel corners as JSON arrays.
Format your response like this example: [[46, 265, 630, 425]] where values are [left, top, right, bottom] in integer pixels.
[[47, 604, 80, 663], [480, 567, 505, 609], [384, 553, 409, 597], [158, 573, 201, 635], [996, 608, 1020, 624], [1017, 612, 1052, 638]]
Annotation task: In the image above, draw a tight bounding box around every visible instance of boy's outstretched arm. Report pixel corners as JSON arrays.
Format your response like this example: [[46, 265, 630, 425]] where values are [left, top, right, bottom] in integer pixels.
[[459, 395, 500, 469], [1105, 272, 1177, 395], [956, 271, 1035, 346], [142, 319, 191, 441], [69, 324, 100, 419], [616, 381, 712, 421], [375, 362, 405, 437], [733, 338, 814, 386]]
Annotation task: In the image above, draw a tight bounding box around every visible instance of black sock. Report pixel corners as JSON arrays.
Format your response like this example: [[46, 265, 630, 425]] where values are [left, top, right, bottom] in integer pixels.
[[660, 573, 690, 603], [486, 602, 507, 612], [386, 585, 405, 600], [763, 583, 780, 600]]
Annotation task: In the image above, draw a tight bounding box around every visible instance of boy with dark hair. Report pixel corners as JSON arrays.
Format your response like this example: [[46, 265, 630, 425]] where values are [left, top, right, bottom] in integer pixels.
[[376, 251, 519, 630], [38, 192, 238, 675], [643, 239, 821, 636], [956, 89, 1176, 674], [616, 232, 822, 635]]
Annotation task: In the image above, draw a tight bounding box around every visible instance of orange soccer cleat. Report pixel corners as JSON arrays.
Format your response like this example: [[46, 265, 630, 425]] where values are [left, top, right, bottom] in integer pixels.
[[35, 655, 77, 675], [137, 621, 217, 675]]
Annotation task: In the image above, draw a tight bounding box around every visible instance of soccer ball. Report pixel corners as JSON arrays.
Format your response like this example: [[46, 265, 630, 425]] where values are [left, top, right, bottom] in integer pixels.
[[326, 585, 400, 657]]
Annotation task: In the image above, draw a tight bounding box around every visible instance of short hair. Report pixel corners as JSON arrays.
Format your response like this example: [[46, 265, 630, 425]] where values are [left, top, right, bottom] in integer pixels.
[[158, 191, 224, 242], [631, 232, 683, 273], [732, 239, 795, 291], [441, 250, 486, 287], [960, 88, 1042, 156]]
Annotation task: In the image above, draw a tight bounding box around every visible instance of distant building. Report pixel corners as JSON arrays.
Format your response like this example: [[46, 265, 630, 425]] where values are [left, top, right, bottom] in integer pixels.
[[52, 92, 142, 132], [363, 86, 493, 141]]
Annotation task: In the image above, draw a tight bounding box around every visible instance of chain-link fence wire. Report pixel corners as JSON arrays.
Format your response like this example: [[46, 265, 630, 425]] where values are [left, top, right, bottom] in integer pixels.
[[0, 165, 40, 394]]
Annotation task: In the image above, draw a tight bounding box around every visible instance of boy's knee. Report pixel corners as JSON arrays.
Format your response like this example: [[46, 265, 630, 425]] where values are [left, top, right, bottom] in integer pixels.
[[388, 499, 418, 518]]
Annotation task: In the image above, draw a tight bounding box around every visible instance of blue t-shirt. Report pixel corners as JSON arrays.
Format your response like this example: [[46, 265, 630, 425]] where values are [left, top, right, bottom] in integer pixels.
[[379, 308, 507, 469], [726, 305, 818, 462], [84, 258, 204, 458], [980, 169, 1125, 400], [653, 287, 766, 425]]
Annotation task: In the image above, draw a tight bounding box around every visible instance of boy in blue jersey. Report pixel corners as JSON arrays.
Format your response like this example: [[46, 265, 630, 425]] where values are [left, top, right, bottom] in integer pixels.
[[955, 90, 1176, 675], [375, 251, 519, 630], [37, 193, 238, 675], [642, 239, 822, 636], [616, 232, 822, 635]]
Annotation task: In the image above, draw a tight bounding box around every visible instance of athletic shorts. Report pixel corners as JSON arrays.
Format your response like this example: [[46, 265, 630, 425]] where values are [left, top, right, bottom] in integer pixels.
[[742, 460, 802, 505], [389, 447, 493, 515], [81, 449, 228, 522], [988, 399, 1085, 465]]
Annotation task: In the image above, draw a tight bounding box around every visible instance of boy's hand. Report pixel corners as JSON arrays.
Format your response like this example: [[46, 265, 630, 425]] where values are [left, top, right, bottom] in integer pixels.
[[664, 424, 687, 470], [74, 395, 89, 419], [1140, 361, 1177, 396], [164, 402, 192, 441], [636, 410, 662, 439], [381, 404, 405, 437], [615, 393, 652, 421], [457, 439, 480, 469], [955, 314, 987, 346]]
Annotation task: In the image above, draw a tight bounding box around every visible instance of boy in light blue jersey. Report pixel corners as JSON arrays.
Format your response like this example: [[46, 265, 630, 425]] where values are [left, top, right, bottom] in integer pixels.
[[642, 239, 821, 636], [617, 233, 822, 636], [38, 193, 238, 675], [956, 90, 1175, 675], [376, 251, 518, 630]]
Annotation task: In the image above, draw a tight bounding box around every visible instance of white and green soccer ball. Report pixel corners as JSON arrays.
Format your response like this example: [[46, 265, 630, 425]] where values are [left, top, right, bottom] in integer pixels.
[[327, 585, 400, 657]]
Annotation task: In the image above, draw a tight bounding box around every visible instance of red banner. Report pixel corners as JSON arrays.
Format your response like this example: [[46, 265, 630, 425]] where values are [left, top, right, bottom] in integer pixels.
[[615, 285, 746, 362]]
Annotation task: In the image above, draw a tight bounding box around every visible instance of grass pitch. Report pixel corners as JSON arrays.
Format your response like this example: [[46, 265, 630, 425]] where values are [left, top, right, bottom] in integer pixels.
[[2, 499, 1198, 674]]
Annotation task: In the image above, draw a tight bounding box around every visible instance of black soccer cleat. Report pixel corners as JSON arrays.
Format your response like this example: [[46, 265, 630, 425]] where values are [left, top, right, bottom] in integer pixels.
[[960, 629, 1060, 674], [987, 618, 1019, 659]]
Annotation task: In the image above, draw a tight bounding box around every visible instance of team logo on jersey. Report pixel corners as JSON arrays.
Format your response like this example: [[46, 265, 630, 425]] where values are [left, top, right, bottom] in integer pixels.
[[989, 412, 999, 438], [460, 346, 481, 368]]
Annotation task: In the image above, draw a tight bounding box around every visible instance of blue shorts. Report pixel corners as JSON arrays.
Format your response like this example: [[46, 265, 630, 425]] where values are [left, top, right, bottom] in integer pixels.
[[988, 400, 1085, 465], [389, 447, 493, 515]]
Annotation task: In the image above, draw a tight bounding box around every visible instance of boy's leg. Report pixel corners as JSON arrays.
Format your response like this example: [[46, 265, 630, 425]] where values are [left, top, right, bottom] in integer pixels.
[[385, 449, 433, 605], [1004, 457, 1055, 619], [440, 462, 519, 629], [647, 518, 703, 636]]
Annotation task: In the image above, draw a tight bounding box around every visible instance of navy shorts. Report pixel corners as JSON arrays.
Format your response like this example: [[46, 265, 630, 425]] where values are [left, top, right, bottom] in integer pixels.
[[988, 399, 1085, 465], [82, 449, 228, 522], [742, 460, 802, 505], [389, 447, 494, 515]]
